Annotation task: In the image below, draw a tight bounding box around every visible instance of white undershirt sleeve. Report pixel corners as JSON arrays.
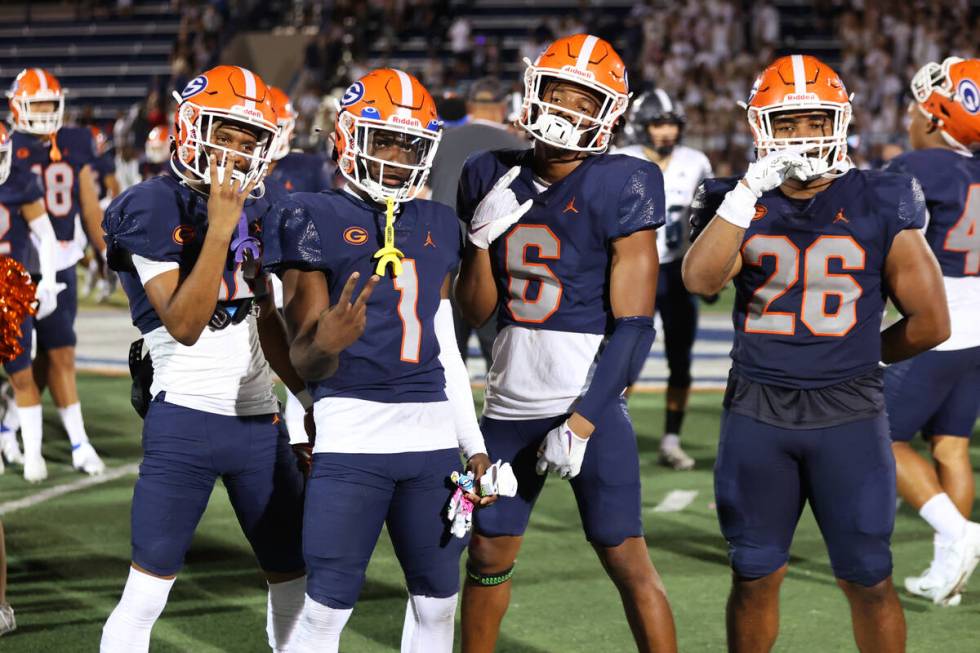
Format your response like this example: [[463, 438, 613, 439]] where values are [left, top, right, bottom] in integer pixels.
[[434, 298, 487, 459], [132, 254, 180, 286]]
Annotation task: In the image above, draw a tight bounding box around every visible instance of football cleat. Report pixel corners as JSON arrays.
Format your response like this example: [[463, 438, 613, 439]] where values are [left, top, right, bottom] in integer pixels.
[[23, 454, 47, 483], [72, 442, 105, 476], [904, 522, 980, 605], [0, 430, 24, 465], [659, 442, 695, 471], [0, 602, 15, 636]]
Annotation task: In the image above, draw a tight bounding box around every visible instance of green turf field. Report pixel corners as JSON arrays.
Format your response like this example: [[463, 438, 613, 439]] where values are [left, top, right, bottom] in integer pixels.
[[1, 374, 978, 652]]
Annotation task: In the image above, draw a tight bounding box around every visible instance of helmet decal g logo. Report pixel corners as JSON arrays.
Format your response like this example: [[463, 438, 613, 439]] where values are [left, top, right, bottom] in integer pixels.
[[181, 75, 207, 100], [341, 82, 365, 107], [957, 79, 980, 114]]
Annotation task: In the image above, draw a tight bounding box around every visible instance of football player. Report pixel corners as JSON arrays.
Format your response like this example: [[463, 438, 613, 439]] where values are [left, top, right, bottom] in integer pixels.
[[882, 57, 980, 605], [618, 90, 713, 471], [263, 68, 493, 653], [141, 125, 170, 179], [455, 34, 678, 652], [6, 68, 106, 479], [266, 85, 335, 194], [99, 66, 308, 652], [0, 122, 62, 481], [683, 55, 950, 651]]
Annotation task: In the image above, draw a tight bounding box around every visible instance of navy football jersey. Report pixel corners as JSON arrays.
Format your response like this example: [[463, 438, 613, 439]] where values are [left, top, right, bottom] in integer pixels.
[[93, 150, 117, 200], [103, 172, 268, 334], [267, 152, 334, 194], [0, 166, 45, 263], [692, 169, 926, 388], [457, 149, 665, 335], [886, 149, 980, 278], [262, 190, 462, 404], [11, 127, 96, 242]]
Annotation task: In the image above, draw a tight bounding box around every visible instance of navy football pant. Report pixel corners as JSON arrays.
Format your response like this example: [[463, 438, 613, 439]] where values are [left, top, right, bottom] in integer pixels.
[[714, 411, 895, 586], [35, 266, 78, 350], [885, 345, 980, 441], [474, 399, 643, 548], [303, 448, 465, 609], [656, 260, 697, 389], [131, 398, 305, 576]]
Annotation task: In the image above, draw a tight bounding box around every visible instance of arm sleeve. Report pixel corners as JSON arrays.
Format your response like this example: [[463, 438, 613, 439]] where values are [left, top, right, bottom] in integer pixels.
[[610, 162, 665, 240], [434, 298, 487, 459], [574, 316, 656, 425], [132, 254, 180, 286]]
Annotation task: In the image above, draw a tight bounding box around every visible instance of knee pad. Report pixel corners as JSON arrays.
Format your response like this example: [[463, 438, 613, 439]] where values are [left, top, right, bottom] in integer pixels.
[[729, 545, 790, 581], [465, 562, 515, 587], [407, 594, 457, 625]]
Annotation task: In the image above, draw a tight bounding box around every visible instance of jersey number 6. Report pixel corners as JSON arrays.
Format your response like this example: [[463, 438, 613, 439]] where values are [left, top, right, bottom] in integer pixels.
[[743, 234, 865, 337], [504, 225, 562, 323]]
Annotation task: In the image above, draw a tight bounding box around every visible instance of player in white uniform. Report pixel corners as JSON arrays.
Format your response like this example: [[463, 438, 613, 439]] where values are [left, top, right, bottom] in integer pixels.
[[618, 90, 713, 470]]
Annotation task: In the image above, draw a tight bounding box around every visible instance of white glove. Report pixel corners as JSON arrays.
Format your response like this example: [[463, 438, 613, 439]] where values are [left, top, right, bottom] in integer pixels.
[[479, 460, 519, 497], [467, 165, 533, 249], [34, 280, 67, 321], [717, 146, 814, 229], [536, 420, 589, 480]]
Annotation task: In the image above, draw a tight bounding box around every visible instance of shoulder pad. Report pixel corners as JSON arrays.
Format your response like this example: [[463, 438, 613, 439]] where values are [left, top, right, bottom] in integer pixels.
[[261, 193, 328, 274], [612, 157, 666, 238], [690, 176, 739, 242], [102, 176, 183, 268], [0, 166, 44, 205]]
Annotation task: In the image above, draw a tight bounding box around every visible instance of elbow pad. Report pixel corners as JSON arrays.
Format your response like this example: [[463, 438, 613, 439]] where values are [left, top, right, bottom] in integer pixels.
[[575, 316, 656, 425]]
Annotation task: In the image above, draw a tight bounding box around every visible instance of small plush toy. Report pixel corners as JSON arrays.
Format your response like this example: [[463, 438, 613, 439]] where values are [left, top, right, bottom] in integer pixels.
[[447, 461, 519, 538]]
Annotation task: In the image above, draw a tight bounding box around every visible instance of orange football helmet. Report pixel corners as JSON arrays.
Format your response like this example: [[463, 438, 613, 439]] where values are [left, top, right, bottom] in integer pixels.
[[0, 123, 11, 186], [145, 125, 171, 164], [171, 65, 278, 191], [911, 57, 980, 151], [746, 54, 852, 176], [6, 68, 65, 135], [268, 85, 297, 161], [518, 33, 630, 152], [334, 68, 441, 203], [88, 125, 109, 156]]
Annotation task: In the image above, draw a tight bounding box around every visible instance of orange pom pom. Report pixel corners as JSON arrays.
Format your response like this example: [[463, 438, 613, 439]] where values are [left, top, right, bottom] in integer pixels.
[[0, 256, 37, 364]]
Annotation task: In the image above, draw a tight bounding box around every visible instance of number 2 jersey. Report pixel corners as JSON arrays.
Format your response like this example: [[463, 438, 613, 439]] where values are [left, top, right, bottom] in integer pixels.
[[457, 148, 665, 420], [11, 127, 97, 270], [691, 168, 926, 425], [0, 166, 44, 263], [886, 148, 980, 351], [103, 172, 278, 416]]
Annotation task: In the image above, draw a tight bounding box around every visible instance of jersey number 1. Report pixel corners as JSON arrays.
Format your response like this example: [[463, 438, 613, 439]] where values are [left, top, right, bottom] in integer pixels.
[[393, 259, 422, 363], [744, 234, 865, 337]]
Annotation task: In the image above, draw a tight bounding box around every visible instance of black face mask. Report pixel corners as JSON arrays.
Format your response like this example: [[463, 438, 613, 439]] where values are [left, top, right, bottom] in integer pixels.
[[654, 143, 676, 157]]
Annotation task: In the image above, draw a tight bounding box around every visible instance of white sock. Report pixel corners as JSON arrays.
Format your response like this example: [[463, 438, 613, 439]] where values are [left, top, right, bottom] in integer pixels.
[[286, 595, 353, 653], [57, 403, 89, 449], [400, 593, 458, 653], [283, 391, 307, 445], [19, 404, 42, 459], [100, 566, 175, 653], [267, 575, 307, 652], [920, 493, 967, 544], [662, 434, 680, 450]]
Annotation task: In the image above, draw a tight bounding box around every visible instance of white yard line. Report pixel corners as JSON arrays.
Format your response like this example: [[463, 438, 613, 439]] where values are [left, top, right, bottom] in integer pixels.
[[0, 463, 139, 515], [651, 489, 699, 513]]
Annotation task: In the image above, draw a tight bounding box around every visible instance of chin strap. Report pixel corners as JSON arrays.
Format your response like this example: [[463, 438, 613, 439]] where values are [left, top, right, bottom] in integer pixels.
[[373, 197, 404, 277]]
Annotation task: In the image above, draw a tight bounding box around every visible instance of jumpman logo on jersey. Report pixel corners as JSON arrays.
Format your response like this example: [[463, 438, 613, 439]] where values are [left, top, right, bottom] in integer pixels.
[[563, 197, 579, 214], [424, 231, 436, 247], [834, 208, 849, 224]]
